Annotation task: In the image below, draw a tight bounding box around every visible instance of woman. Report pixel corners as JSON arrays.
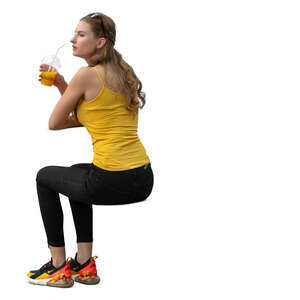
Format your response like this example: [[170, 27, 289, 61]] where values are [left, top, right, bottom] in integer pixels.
[[27, 12, 154, 288]]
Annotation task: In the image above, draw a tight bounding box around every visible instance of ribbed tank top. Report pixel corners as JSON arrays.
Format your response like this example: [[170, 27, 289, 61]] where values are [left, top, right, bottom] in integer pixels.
[[75, 67, 150, 171]]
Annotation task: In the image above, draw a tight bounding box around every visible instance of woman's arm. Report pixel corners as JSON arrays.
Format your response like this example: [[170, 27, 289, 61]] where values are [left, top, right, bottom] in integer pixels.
[[50, 111, 83, 130], [57, 81, 68, 95], [55, 76, 68, 95], [49, 67, 89, 130]]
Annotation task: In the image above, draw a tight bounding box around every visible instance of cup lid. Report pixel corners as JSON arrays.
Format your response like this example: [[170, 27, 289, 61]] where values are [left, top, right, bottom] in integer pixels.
[[41, 55, 61, 68]]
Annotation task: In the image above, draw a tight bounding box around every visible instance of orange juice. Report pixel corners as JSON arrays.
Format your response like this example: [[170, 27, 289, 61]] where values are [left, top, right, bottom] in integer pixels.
[[41, 71, 57, 86]]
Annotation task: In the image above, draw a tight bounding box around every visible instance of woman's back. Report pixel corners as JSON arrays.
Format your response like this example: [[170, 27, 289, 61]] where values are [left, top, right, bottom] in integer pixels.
[[76, 66, 150, 171], [84, 64, 124, 102]]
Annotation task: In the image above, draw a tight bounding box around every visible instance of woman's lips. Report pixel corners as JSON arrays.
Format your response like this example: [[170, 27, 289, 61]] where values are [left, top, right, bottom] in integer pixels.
[[72, 46, 77, 50]]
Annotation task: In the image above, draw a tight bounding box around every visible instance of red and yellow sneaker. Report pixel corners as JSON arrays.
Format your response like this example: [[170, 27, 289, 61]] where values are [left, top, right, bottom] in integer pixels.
[[27, 257, 74, 288], [70, 253, 100, 285]]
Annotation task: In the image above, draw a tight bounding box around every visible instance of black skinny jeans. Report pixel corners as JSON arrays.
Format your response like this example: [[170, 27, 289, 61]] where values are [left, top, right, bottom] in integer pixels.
[[36, 162, 154, 247]]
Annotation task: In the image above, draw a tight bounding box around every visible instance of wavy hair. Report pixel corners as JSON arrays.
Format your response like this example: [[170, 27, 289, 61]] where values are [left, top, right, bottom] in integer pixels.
[[80, 13, 146, 119]]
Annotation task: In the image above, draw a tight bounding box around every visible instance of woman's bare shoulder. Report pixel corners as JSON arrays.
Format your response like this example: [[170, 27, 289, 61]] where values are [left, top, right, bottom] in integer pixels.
[[73, 66, 98, 85]]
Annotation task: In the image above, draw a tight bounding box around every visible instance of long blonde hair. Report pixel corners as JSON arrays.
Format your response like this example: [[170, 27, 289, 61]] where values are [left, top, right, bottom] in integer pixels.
[[80, 13, 146, 119]]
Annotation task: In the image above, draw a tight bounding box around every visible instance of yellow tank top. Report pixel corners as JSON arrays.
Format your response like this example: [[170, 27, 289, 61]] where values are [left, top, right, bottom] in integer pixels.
[[76, 67, 151, 171]]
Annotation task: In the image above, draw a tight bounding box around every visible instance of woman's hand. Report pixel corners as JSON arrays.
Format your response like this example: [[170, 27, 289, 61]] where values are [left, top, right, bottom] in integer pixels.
[[38, 64, 67, 89]]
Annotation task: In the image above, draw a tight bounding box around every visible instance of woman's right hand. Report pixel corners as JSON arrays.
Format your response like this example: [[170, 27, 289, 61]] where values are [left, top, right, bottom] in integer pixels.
[[39, 64, 66, 88]]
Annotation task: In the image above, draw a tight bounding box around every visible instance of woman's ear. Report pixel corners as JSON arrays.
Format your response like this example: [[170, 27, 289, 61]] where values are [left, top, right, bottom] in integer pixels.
[[97, 37, 107, 49]]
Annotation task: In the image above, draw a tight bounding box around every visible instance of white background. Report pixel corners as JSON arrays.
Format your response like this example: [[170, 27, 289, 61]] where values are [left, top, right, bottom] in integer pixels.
[[0, 0, 299, 299]]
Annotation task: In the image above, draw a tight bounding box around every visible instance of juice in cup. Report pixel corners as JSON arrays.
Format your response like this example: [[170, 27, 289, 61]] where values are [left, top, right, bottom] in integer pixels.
[[41, 71, 57, 86]]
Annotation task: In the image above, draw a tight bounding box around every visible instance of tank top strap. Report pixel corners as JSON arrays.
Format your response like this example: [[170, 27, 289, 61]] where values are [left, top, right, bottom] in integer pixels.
[[92, 67, 105, 87]]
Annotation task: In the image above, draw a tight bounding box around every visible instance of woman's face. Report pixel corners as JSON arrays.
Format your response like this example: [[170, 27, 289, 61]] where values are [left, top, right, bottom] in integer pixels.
[[70, 21, 105, 59]]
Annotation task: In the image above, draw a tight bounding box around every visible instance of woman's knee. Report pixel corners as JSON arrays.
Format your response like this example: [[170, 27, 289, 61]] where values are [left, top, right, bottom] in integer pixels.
[[36, 166, 53, 183]]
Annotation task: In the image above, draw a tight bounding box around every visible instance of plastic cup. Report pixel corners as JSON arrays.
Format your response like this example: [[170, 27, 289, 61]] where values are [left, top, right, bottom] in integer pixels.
[[40, 55, 61, 87]]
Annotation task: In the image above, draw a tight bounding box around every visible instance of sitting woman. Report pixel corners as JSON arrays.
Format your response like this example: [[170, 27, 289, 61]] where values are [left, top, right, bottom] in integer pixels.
[[27, 12, 154, 288]]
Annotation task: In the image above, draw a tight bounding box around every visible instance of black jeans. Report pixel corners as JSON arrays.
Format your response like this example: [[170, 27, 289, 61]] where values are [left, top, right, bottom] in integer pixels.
[[36, 162, 154, 247]]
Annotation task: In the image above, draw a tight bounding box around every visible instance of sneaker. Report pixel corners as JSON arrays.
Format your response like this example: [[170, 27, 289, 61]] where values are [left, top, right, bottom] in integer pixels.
[[27, 257, 74, 288], [70, 252, 100, 285]]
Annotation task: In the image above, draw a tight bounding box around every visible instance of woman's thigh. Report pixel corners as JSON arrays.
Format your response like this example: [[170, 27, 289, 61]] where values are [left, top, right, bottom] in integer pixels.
[[36, 163, 94, 204], [70, 163, 92, 171]]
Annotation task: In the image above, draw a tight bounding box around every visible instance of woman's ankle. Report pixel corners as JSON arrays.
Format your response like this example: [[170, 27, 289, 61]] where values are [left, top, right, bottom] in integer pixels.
[[48, 245, 66, 268], [76, 254, 90, 265], [52, 258, 66, 268], [77, 242, 93, 265]]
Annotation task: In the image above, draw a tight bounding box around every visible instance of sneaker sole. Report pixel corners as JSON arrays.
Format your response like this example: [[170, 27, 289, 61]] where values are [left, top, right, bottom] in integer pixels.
[[72, 274, 100, 285], [27, 276, 74, 288]]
